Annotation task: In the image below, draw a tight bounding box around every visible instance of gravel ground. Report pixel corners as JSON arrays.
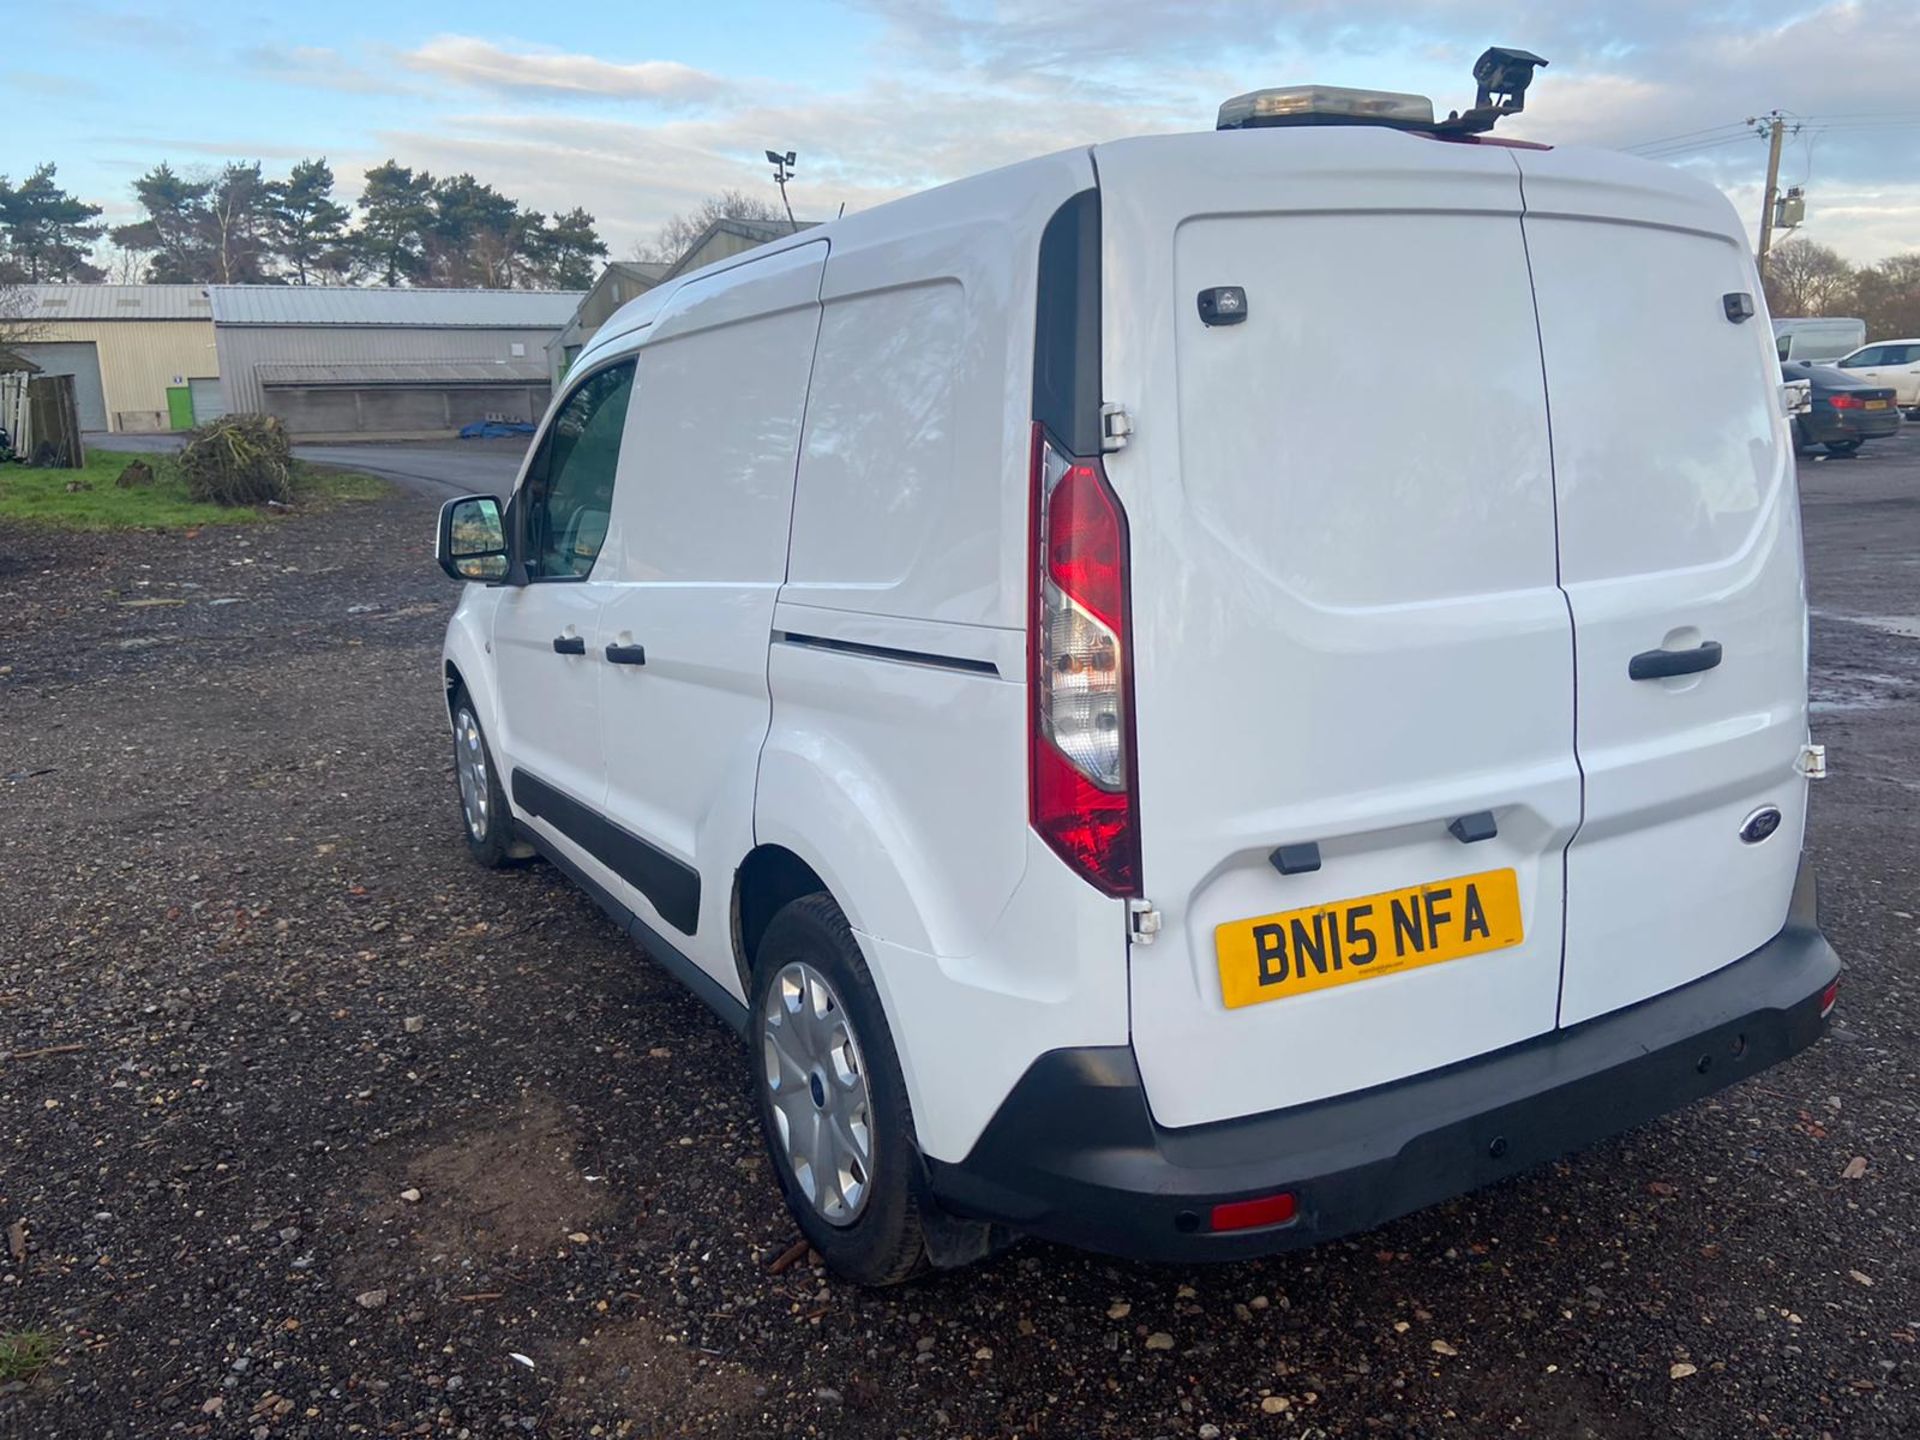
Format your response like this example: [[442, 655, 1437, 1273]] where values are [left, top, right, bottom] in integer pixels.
[[2, 434, 1918, 1439]]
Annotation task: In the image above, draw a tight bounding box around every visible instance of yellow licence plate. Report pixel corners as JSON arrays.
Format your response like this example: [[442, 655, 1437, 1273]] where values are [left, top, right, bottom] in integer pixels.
[[1215, 868, 1524, 1010], [1866, 399, 1890, 410]]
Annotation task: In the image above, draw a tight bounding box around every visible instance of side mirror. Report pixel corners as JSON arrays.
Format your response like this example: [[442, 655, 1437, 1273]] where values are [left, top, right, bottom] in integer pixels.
[[436, 494, 508, 582], [1782, 379, 1812, 417]]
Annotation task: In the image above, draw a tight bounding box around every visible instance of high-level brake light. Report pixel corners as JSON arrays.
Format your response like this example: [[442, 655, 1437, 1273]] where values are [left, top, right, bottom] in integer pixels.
[[1029, 424, 1140, 896]]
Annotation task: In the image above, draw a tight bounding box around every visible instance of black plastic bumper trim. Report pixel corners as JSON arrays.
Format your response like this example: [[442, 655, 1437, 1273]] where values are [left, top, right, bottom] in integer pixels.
[[926, 859, 1839, 1263], [521, 829, 748, 1036], [511, 768, 702, 937]]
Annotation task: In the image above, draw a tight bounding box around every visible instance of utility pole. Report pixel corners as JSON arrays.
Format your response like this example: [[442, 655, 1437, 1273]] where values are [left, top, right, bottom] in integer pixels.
[[1752, 110, 1788, 277]]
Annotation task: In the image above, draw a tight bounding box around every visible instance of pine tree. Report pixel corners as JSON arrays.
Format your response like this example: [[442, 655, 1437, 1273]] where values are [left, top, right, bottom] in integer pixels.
[[110, 163, 215, 282], [540, 208, 607, 290], [0, 164, 106, 282], [353, 161, 435, 287], [269, 159, 351, 285]]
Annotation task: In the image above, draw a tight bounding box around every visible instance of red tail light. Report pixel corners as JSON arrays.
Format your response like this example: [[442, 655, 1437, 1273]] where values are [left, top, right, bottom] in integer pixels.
[[1210, 1191, 1298, 1232], [1820, 979, 1839, 1017], [1029, 423, 1141, 895], [1826, 393, 1864, 410]]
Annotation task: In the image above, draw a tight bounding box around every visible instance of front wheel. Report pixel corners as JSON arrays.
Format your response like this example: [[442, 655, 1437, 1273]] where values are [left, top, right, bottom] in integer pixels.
[[750, 894, 931, 1286], [450, 690, 529, 868]]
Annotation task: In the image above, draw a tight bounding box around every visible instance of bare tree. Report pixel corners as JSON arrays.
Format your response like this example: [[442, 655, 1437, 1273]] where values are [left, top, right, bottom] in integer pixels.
[[1853, 253, 1920, 340], [0, 280, 45, 354], [101, 244, 148, 284], [633, 188, 790, 265], [1763, 238, 1855, 317]]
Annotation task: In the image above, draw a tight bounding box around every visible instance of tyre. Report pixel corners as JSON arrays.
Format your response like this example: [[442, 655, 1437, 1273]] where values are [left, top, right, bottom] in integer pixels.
[[1825, 439, 1862, 457], [450, 689, 529, 868], [750, 893, 932, 1286]]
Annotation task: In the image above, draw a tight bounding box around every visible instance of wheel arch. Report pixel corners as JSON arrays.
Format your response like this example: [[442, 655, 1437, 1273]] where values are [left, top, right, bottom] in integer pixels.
[[731, 844, 831, 997]]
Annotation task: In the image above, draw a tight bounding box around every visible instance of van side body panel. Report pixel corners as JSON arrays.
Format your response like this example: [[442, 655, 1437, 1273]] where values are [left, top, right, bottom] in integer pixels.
[[762, 150, 1130, 1161], [597, 242, 831, 995]]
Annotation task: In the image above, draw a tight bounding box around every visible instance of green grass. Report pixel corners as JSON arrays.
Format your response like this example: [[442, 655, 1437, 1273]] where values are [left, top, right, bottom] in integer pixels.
[[0, 449, 391, 531], [0, 1330, 60, 1385]]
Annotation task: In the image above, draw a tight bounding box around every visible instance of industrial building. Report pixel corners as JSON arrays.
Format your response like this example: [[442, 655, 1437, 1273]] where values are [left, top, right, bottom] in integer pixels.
[[208, 285, 583, 438], [547, 218, 817, 384], [13, 285, 219, 433], [546, 261, 668, 384]]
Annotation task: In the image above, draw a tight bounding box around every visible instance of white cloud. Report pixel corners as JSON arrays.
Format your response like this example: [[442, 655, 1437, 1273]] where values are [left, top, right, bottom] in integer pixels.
[[104, 8, 1920, 268], [241, 44, 418, 97], [401, 35, 732, 105]]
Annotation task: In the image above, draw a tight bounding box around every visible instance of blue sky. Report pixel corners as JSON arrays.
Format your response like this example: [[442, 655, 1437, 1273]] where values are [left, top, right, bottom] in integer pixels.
[[9, 1, 1920, 265]]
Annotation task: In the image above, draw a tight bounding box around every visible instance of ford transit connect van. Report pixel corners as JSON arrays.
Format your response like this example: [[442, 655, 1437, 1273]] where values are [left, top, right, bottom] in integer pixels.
[[434, 85, 1840, 1284]]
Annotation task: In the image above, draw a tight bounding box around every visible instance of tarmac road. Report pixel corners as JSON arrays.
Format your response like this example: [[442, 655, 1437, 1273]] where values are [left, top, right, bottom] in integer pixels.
[[80, 431, 528, 500]]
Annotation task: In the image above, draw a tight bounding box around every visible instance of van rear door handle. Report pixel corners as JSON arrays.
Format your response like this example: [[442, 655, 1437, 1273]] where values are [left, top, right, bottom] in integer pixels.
[[1629, 640, 1722, 680], [604, 643, 647, 666], [552, 635, 585, 656]]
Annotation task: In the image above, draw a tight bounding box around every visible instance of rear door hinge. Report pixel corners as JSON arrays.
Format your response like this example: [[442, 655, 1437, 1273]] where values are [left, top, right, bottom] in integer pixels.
[[1101, 402, 1133, 452], [1129, 898, 1161, 944], [1798, 742, 1828, 779]]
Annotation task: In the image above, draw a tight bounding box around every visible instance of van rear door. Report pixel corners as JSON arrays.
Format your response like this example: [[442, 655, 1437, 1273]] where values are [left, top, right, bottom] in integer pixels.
[[1095, 129, 1580, 1130], [1513, 150, 1809, 1027]]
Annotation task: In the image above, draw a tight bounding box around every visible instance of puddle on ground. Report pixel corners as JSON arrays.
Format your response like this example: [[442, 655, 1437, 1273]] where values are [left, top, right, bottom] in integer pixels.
[[1811, 671, 1915, 714], [1814, 611, 1920, 641]]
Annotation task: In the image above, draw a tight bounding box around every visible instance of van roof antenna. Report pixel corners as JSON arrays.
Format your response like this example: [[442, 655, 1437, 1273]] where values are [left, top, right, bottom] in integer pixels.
[[1436, 47, 1548, 135]]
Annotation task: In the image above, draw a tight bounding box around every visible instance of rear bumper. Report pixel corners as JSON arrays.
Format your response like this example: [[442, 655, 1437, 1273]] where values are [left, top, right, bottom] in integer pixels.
[[1801, 408, 1902, 443], [925, 860, 1840, 1263]]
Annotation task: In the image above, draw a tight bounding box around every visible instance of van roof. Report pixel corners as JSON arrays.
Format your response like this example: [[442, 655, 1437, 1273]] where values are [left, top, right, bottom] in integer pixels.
[[578, 126, 1738, 373]]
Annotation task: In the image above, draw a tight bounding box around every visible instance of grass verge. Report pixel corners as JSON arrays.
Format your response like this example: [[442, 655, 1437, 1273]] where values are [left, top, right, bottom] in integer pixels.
[[0, 449, 391, 531], [0, 1330, 60, 1385]]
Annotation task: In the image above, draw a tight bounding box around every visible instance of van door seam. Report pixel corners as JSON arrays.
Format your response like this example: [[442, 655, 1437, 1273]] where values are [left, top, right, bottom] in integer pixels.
[[1510, 150, 1585, 1032], [753, 245, 834, 853]]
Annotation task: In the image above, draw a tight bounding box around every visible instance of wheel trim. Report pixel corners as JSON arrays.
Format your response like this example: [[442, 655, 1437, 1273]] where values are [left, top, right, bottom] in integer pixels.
[[455, 708, 490, 841], [762, 960, 874, 1226]]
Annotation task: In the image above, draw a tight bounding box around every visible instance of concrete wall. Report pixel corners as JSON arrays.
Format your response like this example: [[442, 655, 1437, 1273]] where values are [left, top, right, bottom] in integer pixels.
[[26, 320, 218, 432], [214, 325, 564, 415], [266, 383, 550, 438]]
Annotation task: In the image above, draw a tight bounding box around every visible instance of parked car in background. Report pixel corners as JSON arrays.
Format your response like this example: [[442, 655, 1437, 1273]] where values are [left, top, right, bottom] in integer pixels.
[[1773, 316, 1866, 363], [1832, 339, 1920, 414], [1785, 362, 1903, 455]]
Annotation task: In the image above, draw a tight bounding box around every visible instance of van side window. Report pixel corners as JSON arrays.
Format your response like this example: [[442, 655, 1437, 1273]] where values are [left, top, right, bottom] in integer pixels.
[[521, 359, 636, 579]]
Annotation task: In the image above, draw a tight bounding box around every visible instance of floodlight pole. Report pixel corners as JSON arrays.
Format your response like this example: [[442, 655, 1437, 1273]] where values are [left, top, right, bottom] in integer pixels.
[[768, 149, 798, 229]]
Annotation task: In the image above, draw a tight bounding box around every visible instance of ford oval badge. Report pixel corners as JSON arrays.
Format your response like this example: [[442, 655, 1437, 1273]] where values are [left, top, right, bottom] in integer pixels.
[[1739, 805, 1783, 845]]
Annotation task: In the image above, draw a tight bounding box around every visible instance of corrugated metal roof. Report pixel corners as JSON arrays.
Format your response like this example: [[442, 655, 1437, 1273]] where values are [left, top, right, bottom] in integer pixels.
[[209, 285, 584, 328], [21, 284, 213, 320], [256, 359, 551, 387]]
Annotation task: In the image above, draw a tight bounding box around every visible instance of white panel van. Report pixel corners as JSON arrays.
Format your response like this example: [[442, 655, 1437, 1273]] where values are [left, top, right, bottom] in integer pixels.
[[434, 88, 1840, 1284], [1772, 316, 1866, 364]]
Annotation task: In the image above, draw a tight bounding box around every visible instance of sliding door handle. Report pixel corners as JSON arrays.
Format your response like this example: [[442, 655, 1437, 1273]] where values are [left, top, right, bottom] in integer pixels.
[[551, 635, 586, 656], [604, 643, 647, 666], [1629, 640, 1722, 681]]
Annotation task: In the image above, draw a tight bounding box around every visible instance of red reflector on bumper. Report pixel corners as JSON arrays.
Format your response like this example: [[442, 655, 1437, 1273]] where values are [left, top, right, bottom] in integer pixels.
[[1820, 980, 1839, 1017], [1209, 1191, 1297, 1232]]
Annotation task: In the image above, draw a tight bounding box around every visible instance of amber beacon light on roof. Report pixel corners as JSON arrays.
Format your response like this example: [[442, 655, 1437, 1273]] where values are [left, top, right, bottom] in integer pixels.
[[1218, 46, 1549, 136]]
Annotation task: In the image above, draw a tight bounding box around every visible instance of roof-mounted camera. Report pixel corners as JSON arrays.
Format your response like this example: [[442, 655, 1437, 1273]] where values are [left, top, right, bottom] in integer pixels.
[[1436, 47, 1549, 135]]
